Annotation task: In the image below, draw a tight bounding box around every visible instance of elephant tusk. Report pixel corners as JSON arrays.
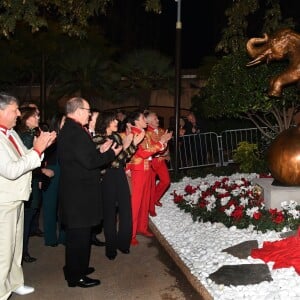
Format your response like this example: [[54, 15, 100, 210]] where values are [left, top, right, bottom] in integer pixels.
[[246, 50, 271, 67], [246, 57, 263, 67]]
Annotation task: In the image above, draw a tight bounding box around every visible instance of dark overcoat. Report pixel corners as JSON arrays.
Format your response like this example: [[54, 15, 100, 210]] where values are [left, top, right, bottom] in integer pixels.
[[57, 118, 114, 228]]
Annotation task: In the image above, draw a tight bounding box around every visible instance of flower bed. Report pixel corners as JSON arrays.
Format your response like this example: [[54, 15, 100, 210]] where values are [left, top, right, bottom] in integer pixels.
[[171, 173, 300, 233]]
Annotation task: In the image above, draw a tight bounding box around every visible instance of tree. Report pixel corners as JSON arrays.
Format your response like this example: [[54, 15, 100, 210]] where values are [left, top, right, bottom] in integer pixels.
[[193, 51, 298, 139], [216, 0, 295, 55], [0, 0, 162, 38], [216, 0, 259, 54], [116, 49, 174, 109], [0, 0, 163, 119], [192, 0, 299, 139], [47, 28, 118, 110]]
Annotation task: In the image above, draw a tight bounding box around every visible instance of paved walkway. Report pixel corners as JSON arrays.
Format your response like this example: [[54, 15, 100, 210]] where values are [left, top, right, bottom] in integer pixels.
[[10, 231, 202, 300]]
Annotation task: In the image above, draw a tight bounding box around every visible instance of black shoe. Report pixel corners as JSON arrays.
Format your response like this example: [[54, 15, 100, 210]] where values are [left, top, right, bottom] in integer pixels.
[[118, 248, 130, 254], [106, 251, 117, 260], [91, 237, 105, 247], [30, 229, 44, 237], [23, 254, 37, 263], [68, 276, 100, 288], [85, 267, 95, 275]]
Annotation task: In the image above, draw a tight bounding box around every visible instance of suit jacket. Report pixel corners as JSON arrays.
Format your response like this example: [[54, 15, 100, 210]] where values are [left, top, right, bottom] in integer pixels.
[[0, 130, 41, 203], [57, 118, 115, 228]]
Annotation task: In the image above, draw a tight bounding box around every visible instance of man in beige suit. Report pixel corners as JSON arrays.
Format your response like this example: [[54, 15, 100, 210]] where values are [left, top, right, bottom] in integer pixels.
[[0, 93, 56, 300]]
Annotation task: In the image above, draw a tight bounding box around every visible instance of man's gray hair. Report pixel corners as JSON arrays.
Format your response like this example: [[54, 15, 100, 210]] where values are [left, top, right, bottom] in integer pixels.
[[65, 97, 84, 114], [0, 93, 18, 110]]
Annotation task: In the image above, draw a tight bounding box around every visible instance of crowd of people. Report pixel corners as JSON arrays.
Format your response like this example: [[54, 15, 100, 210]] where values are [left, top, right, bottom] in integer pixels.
[[2, 92, 294, 299], [0, 93, 176, 299]]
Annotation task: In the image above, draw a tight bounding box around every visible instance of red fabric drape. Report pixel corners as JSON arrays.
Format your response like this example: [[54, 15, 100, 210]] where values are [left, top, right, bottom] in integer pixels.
[[251, 228, 300, 274]]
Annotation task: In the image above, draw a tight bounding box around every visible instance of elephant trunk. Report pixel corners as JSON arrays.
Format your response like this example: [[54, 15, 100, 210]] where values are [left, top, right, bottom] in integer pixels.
[[246, 33, 269, 58], [246, 34, 272, 67]]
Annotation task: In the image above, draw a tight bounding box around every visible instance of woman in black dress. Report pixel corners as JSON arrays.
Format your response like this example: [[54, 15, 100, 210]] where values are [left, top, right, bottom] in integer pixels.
[[94, 112, 144, 260]]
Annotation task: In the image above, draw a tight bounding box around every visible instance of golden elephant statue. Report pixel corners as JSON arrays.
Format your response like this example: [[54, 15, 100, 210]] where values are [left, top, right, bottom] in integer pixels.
[[246, 28, 300, 97]]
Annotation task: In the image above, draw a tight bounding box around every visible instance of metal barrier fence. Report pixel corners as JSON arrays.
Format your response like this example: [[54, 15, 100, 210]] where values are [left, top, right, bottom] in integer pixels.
[[168, 127, 264, 170]]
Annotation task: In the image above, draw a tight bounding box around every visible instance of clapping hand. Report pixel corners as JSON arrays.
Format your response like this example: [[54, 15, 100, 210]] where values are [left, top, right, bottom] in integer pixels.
[[160, 129, 173, 144], [122, 133, 134, 150], [99, 139, 113, 153], [133, 130, 145, 146], [111, 142, 123, 156], [34, 131, 57, 153]]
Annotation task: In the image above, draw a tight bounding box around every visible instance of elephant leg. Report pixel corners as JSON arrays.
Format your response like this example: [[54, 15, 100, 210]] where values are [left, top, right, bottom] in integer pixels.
[[269, 71, 299, 97], [269, 76, 283, 97]]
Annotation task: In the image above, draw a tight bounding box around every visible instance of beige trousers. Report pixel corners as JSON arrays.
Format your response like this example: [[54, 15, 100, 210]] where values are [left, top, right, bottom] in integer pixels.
[[0, 201, 24, 300]]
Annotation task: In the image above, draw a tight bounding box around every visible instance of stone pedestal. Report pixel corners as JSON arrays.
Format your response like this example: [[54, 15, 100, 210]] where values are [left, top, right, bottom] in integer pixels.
[[252, 178, 300, 209]]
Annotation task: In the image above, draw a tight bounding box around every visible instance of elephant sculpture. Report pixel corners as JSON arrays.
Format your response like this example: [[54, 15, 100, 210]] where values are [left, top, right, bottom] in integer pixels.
[[246, 28, 300, 97]]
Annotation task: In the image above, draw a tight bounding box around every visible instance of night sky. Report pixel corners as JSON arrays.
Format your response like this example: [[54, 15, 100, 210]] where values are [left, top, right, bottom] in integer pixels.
[[101, 0, 227, 68], [102, 0, 300, 69], [159, 1, 225, 68]]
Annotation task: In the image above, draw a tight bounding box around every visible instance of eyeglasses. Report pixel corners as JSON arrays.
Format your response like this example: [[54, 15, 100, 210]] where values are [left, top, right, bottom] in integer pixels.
[[79, 107, 91, 113], [31, 113, 40, 119]]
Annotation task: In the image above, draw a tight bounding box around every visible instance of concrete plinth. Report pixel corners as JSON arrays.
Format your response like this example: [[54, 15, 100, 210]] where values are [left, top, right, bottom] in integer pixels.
[[252, 178, 300, 209]]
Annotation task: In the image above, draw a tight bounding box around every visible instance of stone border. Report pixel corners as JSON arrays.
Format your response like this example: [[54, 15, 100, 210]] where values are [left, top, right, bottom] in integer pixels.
[[149, 220, 213, 300]]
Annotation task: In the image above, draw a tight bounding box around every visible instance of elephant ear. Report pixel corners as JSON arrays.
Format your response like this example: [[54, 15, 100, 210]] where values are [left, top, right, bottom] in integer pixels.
[[246, 49, 272, 66]]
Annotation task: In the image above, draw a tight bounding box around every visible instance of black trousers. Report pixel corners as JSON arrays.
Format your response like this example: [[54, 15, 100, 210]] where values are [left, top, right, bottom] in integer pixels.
[[102, 168, 132, 255], [64, 227, 92, 283]]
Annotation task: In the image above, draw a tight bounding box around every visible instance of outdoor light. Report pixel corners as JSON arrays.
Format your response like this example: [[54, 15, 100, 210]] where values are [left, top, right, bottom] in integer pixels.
[[174, 0, 182, 173]]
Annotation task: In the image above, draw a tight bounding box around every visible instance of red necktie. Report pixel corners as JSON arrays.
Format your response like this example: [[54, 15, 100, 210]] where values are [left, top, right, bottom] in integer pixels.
[[8, 134, 22, 156], [0, 127, 22, 155]]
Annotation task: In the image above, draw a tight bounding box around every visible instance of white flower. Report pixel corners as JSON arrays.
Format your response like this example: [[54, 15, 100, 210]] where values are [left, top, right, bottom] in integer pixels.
[[205, 194, 217, 211], [239, 197, 249, 206], [190, 191, 201, 205], [246, 206, 259, 218], [231, 189, 240, 196], [281, 201, 289, 210], [281, 200, 298, 211], [199, 184, 209, 191], [288, 209, 300, 219], [215, 188, 227, 194], [224, 204, 235, 216], [207, 202, 216, 211], [235, 179, 244, 186], [205, 194, 216, 202], [221, 196, 231, 206]]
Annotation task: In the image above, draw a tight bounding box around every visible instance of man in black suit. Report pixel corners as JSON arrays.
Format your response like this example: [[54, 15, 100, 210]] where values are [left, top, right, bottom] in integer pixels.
[[57, 97, 122, 288]]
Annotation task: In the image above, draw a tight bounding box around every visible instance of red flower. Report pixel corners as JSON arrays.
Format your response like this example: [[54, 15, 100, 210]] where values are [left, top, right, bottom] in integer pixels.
[[269, 208, 278, 216], [221, 177, 229, 183], [230, 183, 238, 190], [272, 211, 285, 224], [174, 194, 184, 204], [172, 190, 184, 204], [199, 200, 207, 208], [228, 199, 238, 207], [253, 211, 262, 220], [184, 185, 197, 194], [201, 190, 211, 198], [231, 206, 244, 220], [217, 191, 230, 199], [213, 181, 221, 188]]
